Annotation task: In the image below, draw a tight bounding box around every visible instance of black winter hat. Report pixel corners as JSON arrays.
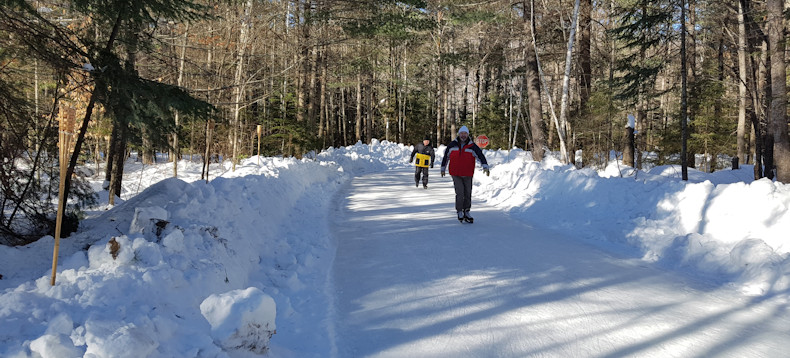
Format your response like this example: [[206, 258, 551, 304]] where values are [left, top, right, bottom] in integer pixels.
[[424, 135, 431, 141]]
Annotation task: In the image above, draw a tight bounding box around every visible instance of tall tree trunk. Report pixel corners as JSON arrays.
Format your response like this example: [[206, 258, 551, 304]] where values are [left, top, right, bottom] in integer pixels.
[[141, 128, 155, 165], [104, 118, 117, 188], [435, 74, 441, 143], [355, 71, 363, 142], [768, 0, 790, 182], [108, 18, 142, 204], [297, 0, 311, 124], [108, 116, 128, 206], [737, 1, 749, 165], [308, 41, 319, 132], [556, 0, 580, 164], [680, 0, 689, 180], [530, 0, 564, 160], [742, 0, 767, 178], [318, 45, 326, 138], [524, 0, 546, 161], [578, 0, 592, 118], [366, 70, 373, 144], [341, 86, 348, 146], [231, 0, 253, 171], [173, 25, 189, 177], [685, 0, 697, 169], [624, 116, 635, 168], [762, 40, 774, 180]]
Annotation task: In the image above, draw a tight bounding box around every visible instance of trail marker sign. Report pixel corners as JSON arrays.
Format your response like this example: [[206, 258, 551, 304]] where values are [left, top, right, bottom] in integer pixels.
[[475, 135, 489, 148]]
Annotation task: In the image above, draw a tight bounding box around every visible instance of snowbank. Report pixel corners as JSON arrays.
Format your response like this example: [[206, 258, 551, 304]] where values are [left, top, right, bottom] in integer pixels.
[[0, 148, 393, 357], [475, 150, 790, 296]]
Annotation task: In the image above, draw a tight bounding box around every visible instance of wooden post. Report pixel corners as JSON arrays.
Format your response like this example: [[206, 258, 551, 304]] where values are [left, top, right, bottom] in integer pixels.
[[52, 106, 75, 286], [205, 120, 214, 183], [256, 124, 261, 165]]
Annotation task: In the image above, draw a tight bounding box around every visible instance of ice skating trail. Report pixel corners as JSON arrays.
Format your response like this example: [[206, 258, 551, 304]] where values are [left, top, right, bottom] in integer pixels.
[[329, 167, 789, 358]]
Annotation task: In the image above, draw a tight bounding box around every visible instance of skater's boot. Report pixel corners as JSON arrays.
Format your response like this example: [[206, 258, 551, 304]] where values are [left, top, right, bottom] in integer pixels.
[[457, 211, 464, 222], [423, 183, 428, 189], [416, 181, 419, 188], [463, 210, 474, 223]]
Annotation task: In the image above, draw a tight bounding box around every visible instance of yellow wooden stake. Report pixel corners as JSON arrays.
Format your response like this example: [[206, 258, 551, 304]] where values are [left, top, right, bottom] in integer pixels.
[[256, 125, 262, 166], [51, 107, 75, 286]]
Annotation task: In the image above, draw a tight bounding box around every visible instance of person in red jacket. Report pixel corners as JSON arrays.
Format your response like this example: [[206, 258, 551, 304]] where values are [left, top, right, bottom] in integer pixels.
[[440, 126, 489, 223]]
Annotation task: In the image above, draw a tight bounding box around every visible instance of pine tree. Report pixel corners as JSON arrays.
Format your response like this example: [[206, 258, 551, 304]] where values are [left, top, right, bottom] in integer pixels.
[[0, 0, 214, 243], [610, 0, 674, 168]]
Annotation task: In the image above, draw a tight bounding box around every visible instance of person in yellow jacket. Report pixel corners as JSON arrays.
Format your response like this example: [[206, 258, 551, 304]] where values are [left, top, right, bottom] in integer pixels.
[[409, 136, 436, 189]]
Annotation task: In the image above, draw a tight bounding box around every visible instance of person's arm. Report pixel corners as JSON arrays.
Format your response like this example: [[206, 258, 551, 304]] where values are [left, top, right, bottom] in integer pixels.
[[409, 147, 417, 163], [440, 143, 453, 175], [471, 144, 489, 170], [429, 147, 436, 168]]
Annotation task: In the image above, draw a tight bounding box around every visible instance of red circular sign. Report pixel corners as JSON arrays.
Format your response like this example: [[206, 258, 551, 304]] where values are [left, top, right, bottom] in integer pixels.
[[475, 135, 489, 148]]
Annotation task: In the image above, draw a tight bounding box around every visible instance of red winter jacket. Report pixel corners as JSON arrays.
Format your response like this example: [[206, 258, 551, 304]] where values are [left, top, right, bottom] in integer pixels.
[[440, 138, 488, 177]]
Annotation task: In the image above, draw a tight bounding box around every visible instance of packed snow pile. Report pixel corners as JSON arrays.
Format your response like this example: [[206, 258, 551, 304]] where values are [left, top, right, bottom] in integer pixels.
[[0, 140, 788, 357], [201, 287, 276, 354], [476, 149, 790, 296]]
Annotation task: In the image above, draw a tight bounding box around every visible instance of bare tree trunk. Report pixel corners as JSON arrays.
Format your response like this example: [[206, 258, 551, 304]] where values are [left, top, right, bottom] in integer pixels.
[[355, 71, 362, 142], [680, 0, 689, 180], [308, 41, 319, 132], [141, 129, 155, 165], [104, 120, 117, 188], [341, 86, 348, 146], [318, 45, 326, 138], [173, 25, 188, 177], [108, 119, 127, 205], [742, 0, 766, 178], [556, 0, 580, 164], [685, 0, 697, 169], [624, 118, 635, 168], [231, 0, 253, 171], [737, 1, 749, 165], [297, 0, 311, 125], [768, 0, 790, 182], [524, 0, 546, 161], [366, 71, 373, 144], [579, 0, 592, 118], [108, 18, 142, 204], [433, 73, 441, 143], [762, 40, 774, 179]]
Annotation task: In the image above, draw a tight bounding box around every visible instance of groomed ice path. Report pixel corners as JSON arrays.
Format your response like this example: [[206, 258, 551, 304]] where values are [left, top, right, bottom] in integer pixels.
[[330, 167, 789, 358]]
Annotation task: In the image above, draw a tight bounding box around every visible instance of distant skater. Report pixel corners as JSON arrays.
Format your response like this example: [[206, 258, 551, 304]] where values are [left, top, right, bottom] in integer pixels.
[[440, 126, 489, 223], [409, 135, 435, 189]]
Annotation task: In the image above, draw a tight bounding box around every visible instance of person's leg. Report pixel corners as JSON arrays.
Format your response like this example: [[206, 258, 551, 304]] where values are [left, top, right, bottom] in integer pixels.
[[422, 167, 429, 186], [452, 176, 465, 213], [414, 166, 421, 186], [462, 176, 473, 212]]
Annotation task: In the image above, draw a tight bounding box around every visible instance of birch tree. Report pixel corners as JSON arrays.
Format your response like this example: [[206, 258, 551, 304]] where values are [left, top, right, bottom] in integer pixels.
[[231, 0, 253, 171]]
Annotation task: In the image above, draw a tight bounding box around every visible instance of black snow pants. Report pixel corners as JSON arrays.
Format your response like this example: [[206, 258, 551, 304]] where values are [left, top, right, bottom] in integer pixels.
[[415, 166, 429, 186], [451, 175, 473, 212]]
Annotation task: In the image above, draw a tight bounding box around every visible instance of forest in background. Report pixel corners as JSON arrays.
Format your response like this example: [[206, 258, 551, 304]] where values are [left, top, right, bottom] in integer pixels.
[[2, 0, 790, 244]]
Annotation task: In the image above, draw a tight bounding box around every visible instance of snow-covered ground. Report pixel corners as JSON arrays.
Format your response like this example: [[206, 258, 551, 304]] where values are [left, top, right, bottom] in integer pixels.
[[0, 140, 788, 357]]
